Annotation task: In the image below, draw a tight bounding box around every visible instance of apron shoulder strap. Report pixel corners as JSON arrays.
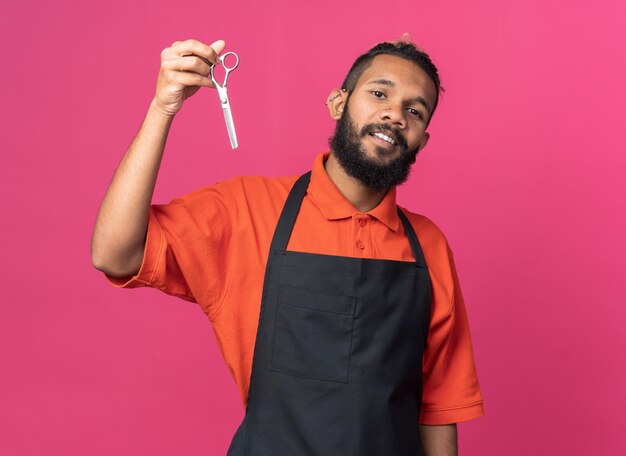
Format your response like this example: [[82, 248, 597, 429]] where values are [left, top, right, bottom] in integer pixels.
[[270, 171, 312, 252], [397, 208, 428, 268]]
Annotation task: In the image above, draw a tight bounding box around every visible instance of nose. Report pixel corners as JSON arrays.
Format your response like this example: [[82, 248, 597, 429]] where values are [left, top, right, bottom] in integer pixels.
[[379, 104, 406, 129]]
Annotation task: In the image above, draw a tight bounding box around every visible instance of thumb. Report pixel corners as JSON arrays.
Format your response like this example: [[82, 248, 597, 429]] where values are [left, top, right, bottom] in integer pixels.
[[209, 39, 227, 57]]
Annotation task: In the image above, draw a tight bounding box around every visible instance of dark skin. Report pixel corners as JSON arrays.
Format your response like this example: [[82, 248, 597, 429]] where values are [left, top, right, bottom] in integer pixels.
[[326, 54, 458, 456], [325, 54, 434, 211]]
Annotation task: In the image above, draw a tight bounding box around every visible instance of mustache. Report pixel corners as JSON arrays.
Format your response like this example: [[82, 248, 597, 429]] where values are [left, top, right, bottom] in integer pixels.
[[358, 123, 408, 150]]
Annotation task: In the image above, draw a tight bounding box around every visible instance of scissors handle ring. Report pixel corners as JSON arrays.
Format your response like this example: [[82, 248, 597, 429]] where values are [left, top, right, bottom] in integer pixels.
[[211, 51, 239, 89], [220, 51, 240, 72]]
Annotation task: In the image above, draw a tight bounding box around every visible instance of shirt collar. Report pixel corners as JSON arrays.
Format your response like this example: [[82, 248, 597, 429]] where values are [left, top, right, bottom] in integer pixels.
[[308, 152, 401, 232]]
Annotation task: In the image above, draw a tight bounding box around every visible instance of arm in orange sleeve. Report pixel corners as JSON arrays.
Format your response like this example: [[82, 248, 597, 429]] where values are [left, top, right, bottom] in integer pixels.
[[420, 243, 484, 425], [102, 182, 235, 316]]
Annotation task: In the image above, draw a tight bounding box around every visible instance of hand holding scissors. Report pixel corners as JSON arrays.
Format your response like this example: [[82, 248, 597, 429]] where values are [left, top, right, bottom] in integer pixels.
[[211, 52, 240, 149], [154, 39, 225, 118]]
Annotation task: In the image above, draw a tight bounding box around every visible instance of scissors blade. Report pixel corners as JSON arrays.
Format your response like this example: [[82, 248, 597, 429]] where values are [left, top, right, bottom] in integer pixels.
[[216, 86, 238, 149], [221, 102, 238, 149]]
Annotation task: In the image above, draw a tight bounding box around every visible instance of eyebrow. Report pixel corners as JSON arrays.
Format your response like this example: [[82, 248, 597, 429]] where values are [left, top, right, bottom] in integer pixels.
[[366, 78, 432, 113]]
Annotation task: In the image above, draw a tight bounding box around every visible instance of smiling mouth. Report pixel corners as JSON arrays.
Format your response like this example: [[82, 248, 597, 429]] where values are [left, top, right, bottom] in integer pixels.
[[369, 131, 396, 145]]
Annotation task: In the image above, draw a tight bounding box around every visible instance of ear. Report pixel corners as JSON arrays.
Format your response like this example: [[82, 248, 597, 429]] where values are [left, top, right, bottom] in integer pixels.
[[326, 88, 348, 120]]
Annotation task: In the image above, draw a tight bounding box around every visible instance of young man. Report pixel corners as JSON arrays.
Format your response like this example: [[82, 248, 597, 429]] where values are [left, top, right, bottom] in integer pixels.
[[92, 38, 484, 455]]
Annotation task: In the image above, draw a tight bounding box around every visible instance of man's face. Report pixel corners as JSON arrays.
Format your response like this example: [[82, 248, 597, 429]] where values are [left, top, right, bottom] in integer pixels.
[[329, 54, 437, 192]]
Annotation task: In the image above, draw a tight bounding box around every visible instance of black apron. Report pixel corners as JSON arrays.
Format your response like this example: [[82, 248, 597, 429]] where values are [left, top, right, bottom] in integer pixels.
[[227, 171, 432, 455]]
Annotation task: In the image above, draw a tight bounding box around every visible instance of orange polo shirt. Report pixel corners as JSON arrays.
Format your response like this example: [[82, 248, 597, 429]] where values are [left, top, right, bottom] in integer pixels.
[[104, 152, 484, 425]]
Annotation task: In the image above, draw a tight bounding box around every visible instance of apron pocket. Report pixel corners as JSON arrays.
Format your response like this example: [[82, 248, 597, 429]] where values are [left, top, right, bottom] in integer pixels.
[[269, 285, 356, 383]]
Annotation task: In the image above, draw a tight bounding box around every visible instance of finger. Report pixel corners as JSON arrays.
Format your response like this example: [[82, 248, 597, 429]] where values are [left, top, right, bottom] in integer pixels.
[[169, 70, 215, 88], [165, 56, 212, 77], [208, 39, 226, 61], [161, 41, 185, 61], [161, 40, 207, 66], [173, 38, 226, 66]]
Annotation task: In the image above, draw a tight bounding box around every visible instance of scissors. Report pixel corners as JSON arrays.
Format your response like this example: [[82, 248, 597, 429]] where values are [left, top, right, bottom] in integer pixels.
[[210, 51, 240, 149]]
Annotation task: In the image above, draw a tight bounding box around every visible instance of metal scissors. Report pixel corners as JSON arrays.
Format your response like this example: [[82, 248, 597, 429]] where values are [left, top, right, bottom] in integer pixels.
[[210, 51, 240, 149]]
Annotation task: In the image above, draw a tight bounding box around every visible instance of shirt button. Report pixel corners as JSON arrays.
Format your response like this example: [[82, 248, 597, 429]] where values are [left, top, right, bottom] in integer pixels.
[[359, 219, 367, 227], [357, 240, 365, 250]]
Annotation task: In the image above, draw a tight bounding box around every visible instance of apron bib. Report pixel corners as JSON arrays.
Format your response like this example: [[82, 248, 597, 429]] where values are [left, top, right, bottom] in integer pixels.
[[227, 171, 432, 455]]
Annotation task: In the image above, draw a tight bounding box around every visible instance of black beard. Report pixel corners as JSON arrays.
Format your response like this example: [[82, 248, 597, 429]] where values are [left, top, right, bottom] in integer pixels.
[[329, 109, 418, 193]]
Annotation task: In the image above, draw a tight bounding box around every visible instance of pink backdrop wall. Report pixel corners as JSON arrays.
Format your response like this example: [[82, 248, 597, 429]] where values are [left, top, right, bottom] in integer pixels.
[[2, 0, 625, 454]]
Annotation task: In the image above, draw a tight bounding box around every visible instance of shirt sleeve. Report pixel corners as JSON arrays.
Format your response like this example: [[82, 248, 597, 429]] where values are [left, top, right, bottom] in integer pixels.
[[419, 244, 485, 425], [102, 182, 234, 316]]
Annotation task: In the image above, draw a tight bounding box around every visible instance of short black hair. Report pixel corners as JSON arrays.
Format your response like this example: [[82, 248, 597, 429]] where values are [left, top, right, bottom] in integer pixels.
[[341, 40, 443, 126]]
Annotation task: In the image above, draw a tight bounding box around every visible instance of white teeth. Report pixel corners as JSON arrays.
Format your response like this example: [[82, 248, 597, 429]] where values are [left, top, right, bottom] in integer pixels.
[[372, 132, 395, 145]]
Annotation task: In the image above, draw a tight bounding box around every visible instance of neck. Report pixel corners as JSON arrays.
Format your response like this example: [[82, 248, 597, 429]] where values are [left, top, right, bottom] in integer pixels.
[[324, 153, 388, 212]]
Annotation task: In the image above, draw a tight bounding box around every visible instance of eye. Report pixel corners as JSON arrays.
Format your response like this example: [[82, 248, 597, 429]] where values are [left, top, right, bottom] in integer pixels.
[[407, 107, 425, 121], [371, 90, 386, 99]]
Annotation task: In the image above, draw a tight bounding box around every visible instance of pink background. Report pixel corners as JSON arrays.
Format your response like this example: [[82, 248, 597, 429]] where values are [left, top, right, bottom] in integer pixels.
[[2, 0, 625, 454]]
